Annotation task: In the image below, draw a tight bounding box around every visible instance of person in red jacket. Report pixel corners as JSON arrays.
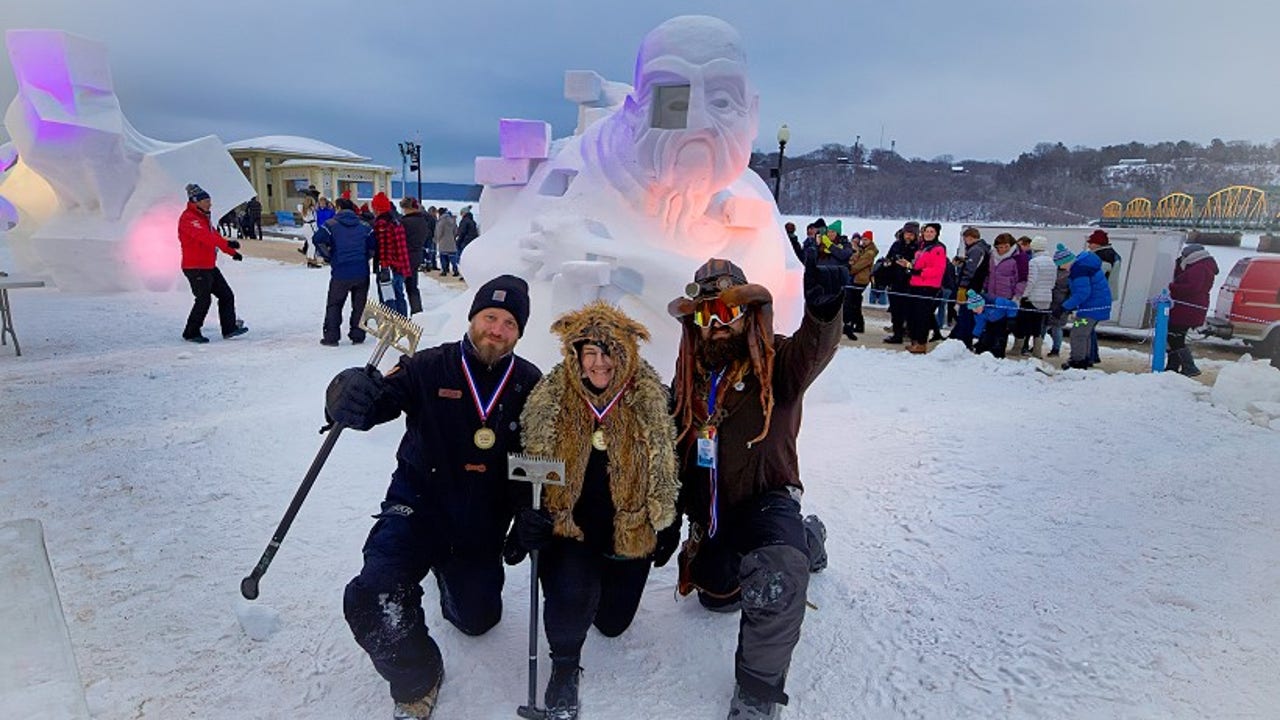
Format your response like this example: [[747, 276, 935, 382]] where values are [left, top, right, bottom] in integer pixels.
[[371, 192, 411, 316], [901, 222, 947, 353], [179, 183, 247, 343]]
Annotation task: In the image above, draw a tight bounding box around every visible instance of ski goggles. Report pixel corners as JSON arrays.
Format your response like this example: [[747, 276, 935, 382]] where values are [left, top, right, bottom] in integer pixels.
[[692, 297, 744, 327]]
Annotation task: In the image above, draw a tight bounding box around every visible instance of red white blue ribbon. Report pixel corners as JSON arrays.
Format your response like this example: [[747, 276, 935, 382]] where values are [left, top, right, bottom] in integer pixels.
[[459, 341, 515, 423]]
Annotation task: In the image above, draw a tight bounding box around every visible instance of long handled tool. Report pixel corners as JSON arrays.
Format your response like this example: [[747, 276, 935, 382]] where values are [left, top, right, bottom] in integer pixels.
[[509, 453, 566, 719], [240, 301, 421, 600]]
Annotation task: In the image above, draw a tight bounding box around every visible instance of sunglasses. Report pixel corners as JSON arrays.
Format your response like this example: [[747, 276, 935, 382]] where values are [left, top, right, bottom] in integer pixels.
[[693, 297, 744, 328]]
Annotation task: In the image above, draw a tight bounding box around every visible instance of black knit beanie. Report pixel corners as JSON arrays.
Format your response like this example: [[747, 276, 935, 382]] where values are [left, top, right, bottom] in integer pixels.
[[469, 274, 531, 336]]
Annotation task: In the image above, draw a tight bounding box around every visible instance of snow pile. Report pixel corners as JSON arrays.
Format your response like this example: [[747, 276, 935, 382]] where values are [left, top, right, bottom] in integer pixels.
[[233, 599, 283, 642], [1210, 357, 1280, 429]]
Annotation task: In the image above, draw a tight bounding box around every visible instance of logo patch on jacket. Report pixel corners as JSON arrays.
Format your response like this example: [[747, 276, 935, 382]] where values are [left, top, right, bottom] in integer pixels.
[[438, 388, 462, 399]]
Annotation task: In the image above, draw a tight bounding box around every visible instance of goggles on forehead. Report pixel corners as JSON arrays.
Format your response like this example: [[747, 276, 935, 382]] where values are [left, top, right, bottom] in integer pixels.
[[692, 297, 744, 328]]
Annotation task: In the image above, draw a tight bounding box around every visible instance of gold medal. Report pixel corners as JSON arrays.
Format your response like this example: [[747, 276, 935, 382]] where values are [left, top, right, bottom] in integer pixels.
[[474, 427, 496, 450], [591, 428, 607, 451]]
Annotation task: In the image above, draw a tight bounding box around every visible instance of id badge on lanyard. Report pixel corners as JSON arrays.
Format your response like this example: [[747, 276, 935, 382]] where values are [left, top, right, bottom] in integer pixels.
[[696, 426, 718, 469]]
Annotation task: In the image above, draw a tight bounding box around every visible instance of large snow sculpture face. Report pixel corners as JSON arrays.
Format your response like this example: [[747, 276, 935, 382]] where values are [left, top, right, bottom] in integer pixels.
[[624, 16, 758, 203]]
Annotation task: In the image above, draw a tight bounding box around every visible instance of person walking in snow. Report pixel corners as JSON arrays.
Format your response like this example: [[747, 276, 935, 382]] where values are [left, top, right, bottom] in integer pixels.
[[312, 197, 375, 346], [510, 301, 679, 719], [435, 207, 459, 278], [666, 255, 840, 719], [371, 192, 411, 316], [325, 275, 540, 720], [178, 183, 247, 343], [1165, 243, 1219, 377]]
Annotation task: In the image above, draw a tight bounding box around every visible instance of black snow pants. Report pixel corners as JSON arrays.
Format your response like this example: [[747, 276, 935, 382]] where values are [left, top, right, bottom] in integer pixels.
[[182, 267, 237, 338], [323, 275, 370, 344], [343, 500, 506, 704], [684, 490, 810, 707], [539, 538, 651, 666]]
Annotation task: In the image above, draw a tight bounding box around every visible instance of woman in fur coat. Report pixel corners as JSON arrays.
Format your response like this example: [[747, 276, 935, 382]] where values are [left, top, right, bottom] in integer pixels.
[[513, 301, 680, 719]]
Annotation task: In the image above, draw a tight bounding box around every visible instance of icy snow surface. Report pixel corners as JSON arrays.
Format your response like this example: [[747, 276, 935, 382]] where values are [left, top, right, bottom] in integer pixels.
[[1, 254, 1278, 719]]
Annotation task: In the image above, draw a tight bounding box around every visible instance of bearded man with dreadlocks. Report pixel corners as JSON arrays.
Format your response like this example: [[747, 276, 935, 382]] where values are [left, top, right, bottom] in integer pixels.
[[667, 254, 844, 719]]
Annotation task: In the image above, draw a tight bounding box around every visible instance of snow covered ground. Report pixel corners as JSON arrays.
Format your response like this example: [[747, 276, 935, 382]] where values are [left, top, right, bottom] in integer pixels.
[[2, 254, 1279, 719]]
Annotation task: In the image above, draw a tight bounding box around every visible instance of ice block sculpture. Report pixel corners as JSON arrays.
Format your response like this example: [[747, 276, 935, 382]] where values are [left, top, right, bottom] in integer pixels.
[[0, 29, 254, 292]]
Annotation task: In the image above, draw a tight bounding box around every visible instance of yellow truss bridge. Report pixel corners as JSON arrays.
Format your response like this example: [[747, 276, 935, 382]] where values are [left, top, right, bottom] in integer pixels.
[[1101, 185, 1277, 230]]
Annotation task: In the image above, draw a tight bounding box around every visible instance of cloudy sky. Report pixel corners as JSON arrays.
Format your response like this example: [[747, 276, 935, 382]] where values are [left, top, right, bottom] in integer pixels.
[[2, 0, 1276, 183]]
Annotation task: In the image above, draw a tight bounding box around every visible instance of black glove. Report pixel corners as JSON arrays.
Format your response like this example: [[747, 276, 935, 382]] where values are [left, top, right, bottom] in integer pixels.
[[231, 251, 244, 261], [803, 252, 845, 321], [502, 524, 527, 566], [514, 507, 554, 552], [324, 366, 384, 431], [652, 516, 682, 568], [227, 240, 242, 250]]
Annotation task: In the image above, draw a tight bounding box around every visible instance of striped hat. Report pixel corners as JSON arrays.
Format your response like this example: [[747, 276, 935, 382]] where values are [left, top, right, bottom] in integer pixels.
[[967, 291, 987, 311], [1052, 244, 1076, 267]]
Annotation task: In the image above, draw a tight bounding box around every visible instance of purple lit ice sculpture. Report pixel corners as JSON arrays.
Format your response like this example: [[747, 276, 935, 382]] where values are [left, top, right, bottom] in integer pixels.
[[463, 15, 801, 371], [0, 30, 253, 292]]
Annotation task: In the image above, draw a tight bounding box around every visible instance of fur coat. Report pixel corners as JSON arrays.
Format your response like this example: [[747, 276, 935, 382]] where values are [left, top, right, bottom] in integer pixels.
[[520, 301, 679, 558]]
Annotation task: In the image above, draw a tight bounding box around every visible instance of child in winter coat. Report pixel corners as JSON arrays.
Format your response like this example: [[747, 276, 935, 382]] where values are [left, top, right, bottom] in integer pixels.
[[969, 291, 1019, 358]]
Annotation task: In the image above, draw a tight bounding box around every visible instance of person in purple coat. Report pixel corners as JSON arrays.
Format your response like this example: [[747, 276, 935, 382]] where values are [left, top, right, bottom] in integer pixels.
[[1165, 243, 1219, 377]]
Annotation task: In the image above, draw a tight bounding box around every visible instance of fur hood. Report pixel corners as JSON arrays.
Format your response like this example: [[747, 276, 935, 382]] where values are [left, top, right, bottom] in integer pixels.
[[520, 302, 679, 558]]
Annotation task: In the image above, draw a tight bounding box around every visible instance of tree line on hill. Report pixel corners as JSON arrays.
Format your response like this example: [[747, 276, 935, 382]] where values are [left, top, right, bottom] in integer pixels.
[[752, 138, 1280, 225]]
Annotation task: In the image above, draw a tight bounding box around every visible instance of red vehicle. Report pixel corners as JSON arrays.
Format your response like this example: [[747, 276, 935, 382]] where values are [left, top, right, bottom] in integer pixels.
[[1205, 256, 1280, 357]]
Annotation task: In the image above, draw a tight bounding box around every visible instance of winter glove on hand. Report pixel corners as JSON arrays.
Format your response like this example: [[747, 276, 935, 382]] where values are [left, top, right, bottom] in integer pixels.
[[957, 288, 968, 304], [231, 251, 244, 261], [803, 252, 845, 321], [515, 507, 554, 552], [227, 240, 242, 250], [324, 366, 384, 431], [651, 516, 682, 568], [502, 524, 528, 566]]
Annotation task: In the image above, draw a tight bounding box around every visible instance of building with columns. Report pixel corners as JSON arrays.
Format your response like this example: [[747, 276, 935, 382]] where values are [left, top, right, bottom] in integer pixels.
[[225, 135, 393, 214]]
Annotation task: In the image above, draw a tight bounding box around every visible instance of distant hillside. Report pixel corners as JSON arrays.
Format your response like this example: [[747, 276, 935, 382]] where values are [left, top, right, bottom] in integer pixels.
[[753, 138, 1280, 224]]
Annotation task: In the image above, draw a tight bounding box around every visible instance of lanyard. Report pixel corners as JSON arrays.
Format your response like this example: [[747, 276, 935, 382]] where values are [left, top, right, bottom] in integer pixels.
[[459, 341, 515, 424], [587, 386, 626, 425], [706, 369, 724, 538]]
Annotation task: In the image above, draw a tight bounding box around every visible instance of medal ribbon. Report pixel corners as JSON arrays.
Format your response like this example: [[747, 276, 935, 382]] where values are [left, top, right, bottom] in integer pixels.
[[586, 386, 626, 426], [459, 341, 515, 424], [706, 369, 723, 538]]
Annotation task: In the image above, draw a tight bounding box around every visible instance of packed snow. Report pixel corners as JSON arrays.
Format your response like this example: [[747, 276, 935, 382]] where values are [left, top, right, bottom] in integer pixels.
[[1, 247, 1279, 719]]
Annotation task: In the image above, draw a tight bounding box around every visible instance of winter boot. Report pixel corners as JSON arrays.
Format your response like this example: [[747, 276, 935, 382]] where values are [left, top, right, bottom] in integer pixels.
[[544, 662, 582, 720], [392, 641, 444, 719], [1177, 348, 1201, 377], [842, 324, 858, 341], [883, 334, 904, 344], [1164, 348, 1183, 373], [183, 333, 209, 344], [727, 682, 780, 719], [803, 515, 827, 573]]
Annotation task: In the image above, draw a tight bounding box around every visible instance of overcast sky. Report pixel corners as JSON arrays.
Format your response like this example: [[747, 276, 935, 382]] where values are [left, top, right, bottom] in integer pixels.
[[2, 0, 1277, 183]]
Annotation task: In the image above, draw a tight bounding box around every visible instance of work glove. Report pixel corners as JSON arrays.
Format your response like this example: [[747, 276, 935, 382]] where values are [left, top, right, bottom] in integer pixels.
[[651, 516, 682, 568], [957, 287, 968, 304], [502, 524, 527, 566], [324, 366, 384, 431], [803, 252, 845, 321], [514, 507, 555, 552], [231, 251, 244, 261], [227, 239, 242, 250]]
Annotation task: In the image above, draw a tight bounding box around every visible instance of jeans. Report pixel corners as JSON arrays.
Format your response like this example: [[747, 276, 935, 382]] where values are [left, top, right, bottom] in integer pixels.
[[439, 252, 458, 275], [935, 288, 954, 330], [867, 287, 888, 306], [377, 271, 407, 316]]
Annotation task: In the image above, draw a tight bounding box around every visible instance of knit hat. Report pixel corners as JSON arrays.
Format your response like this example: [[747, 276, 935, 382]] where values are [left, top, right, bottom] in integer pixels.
[[1029, 235, 1048, 252], [1087, 229, 1110, 246], [814, 217, 827, 229], [186, 183, 210, 203], [469, 274, 531, 336], [460, 205, 472, 215], [967, 291, 987, 311], [1053, 243, 1076, 267], [923, 222, 942, 236], [827, 220, 843, 235], [371, 192, 393, 215], [862, 230, 873, 241]]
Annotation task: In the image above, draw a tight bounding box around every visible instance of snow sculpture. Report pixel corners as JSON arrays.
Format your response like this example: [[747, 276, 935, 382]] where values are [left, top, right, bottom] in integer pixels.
[[462, 15, 801, 371], [0, 30, 253, 292]]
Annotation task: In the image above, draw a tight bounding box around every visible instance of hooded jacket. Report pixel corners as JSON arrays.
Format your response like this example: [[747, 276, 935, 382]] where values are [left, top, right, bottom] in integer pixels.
[[1062, 251, 1113, 320], [985, 245, 1026, 299], [1168, 249, 1219, 328], [178, 201, 237, 270], [908, 239, 947, 289], [520, 302, 678, 558], [312, 209, 375, 281], [1025, 253, 1057, 310], [435, 212, 458, 254]]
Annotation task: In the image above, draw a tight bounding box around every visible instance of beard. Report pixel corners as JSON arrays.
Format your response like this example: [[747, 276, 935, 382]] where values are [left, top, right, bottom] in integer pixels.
[[696, 330, 749, 371], [468, 330, 515, 367]]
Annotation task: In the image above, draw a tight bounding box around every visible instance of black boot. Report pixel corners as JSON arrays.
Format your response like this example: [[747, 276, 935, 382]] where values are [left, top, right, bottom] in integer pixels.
[[1164, 348, 1183, 373], [545, 662, 581, 720], [1177, 348, 1201, 377]]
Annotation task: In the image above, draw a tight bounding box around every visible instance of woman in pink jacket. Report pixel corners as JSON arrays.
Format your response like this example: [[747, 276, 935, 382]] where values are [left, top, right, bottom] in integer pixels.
[[902, 222, 948, 353]]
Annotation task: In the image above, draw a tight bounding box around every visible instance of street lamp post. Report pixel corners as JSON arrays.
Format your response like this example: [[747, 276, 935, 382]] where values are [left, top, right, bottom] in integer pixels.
[[398, 139, 423, 200], [397, 142, 408, 198], [772, 123, 790, 202]]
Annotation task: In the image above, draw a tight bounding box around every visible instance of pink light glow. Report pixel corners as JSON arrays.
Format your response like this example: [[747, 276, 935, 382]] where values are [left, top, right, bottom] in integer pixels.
[[124, 203, 184, 291]]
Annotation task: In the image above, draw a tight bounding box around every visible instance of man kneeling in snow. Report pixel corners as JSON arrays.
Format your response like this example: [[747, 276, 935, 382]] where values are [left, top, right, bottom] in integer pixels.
[[666, 255, 841, 718]]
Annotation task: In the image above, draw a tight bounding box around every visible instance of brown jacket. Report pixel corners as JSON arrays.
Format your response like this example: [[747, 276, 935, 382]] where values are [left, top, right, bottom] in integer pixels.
[[676, 309, 841, 527], [848, 240, 879, 286]]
